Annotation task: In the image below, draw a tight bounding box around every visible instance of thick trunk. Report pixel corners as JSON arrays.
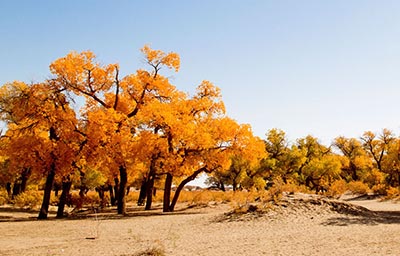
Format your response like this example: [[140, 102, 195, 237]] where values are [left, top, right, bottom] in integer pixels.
[[117, 166, 127, 214], [38, 164, 56, 219], [20, 168, 30, 193], [12, 182, 21, 199], [145, 175, 154, 210], [6, 183, 12, 198], [169, 168, 206, 212], [163, 173, 173, 212], [138, 179, 147, 206], [56, 180, 72, 218]]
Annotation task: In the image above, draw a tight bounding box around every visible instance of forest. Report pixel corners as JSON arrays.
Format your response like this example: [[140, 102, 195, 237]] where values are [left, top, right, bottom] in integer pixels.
[[0, 46, 399, 219]]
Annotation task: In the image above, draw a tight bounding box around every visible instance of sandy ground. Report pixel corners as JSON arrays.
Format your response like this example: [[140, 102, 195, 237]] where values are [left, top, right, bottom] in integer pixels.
[[1, 194, 400, 256]]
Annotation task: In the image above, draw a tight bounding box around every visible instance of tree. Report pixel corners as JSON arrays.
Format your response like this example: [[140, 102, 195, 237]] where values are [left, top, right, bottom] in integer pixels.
[[333, 136, 372, 182], [49, 46, 180, 215], [360, 129, 394, 173], [295, 135, 341, 191], [0, 81, 81, 219]]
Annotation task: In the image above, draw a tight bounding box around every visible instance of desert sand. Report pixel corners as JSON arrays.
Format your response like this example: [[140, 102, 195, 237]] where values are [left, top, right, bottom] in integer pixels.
[[1, 194, 400, 256]]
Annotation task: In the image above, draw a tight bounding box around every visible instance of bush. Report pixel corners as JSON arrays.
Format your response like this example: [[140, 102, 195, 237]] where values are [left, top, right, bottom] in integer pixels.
[[326, 180, 348, 198], [371, 184, 388, 195], [347, 181, 369, 195], [70, 191, 101, 209], [13, 190, 43, 209], [281, 182, 309, 194], [385, 187, 400, 199], [0, 189, 9, 205], [132, 245, 166, 256]]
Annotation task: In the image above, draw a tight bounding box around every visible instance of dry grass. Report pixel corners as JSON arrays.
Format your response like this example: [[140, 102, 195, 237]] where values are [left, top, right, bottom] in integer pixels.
[[119, 243, 165, 256]]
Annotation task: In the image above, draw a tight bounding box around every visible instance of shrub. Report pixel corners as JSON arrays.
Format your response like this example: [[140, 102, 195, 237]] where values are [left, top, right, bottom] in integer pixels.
[[371, 184, 388, 195], [385, 187, 400, 199], [132, 245, 166, 256], [0, 189, 9, 205], [70, 191, 101, 209], [347, 181, 369, 195], [267, 178, 284, 202], [326, 180, 348, 198], [281, 182, 309, 194], [13, 190, 43, 209]]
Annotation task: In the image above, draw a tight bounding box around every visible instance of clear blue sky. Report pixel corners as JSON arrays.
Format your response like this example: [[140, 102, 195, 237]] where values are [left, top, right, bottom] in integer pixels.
[[2, 1, 400, 145]]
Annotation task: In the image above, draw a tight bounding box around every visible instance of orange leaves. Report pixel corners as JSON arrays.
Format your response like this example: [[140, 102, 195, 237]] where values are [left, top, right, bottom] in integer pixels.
[[50, 50, 117, 104], [191, 81, 225, 117], [141, 45, 180, 72], [0, 44, 267, 201]]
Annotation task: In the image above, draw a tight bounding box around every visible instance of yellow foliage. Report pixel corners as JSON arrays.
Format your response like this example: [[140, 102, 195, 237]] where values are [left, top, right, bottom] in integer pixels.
[[385, 187, 400, 199], [326, 180, 348, 198], [371, 184, 388, 195], [347, 181, 370, 194], [0, 190, 9, 205], [13, 191, 43, 209]]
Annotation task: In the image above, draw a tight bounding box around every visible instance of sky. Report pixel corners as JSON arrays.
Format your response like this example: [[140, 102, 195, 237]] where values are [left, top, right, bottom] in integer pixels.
[[2, 1, 400, 146]]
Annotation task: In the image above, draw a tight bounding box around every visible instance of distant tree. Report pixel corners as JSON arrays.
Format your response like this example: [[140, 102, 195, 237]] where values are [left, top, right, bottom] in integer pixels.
[[333, 136, 372, 182]]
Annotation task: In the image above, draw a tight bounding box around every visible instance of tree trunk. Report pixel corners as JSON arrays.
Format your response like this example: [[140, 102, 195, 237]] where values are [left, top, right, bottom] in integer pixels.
[[232, 180, 237, 192], [109, 185, 115, 206], [169, 167, 206, 212], [56, 180, 72, 218], [20, 168, 30, 193], [145, 175, 155, 210], [96, 186, 106, 208], [6, 183, 12, 198], [163, 173, 173, 212], [38, 164, 56, 219], [138, 179, 147, 206], [113, 177, 119, 206], [220, 182, 225, 192], [117, 166, 127, 215], [12, 182, 21, 199]]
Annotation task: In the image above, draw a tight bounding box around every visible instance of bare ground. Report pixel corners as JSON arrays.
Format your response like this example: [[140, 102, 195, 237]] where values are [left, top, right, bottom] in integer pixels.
[[1, 194, 400, 256]]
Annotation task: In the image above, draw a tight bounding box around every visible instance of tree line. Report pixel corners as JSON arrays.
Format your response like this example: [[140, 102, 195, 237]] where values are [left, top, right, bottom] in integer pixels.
[[210, 128, 400, 193], [0, 46, 399, 220]]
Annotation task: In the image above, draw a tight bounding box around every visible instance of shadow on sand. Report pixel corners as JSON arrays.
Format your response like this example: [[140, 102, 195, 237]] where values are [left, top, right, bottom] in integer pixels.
[[322, 196, 400, 226], [322, 210, 400, 226], [0, 203, 205, 223]]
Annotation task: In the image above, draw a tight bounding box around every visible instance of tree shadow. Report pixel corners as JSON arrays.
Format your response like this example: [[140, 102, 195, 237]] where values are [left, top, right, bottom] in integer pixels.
[[322, 209, 400, 226], [0, 203, 205, 223]]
